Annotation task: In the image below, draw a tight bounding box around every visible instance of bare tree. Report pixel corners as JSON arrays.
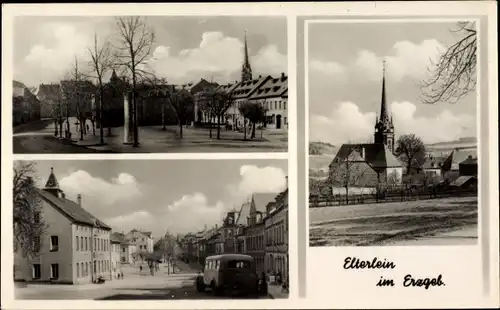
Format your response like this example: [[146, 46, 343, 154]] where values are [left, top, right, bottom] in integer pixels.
[[167, 87, 194, 139], [63, 57, 93, 141], [329, 152, 369, 205], [202, 90, 235, 140], [114, 16, 156, 147], [13, 161, 48, 261], [421, 21, 477, 104], [87, 33, 114, 145], [395, 134, 426, 174], [239, 100, 267, 140]]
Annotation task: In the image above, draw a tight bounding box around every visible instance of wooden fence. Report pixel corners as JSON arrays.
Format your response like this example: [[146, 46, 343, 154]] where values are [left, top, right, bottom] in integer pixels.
[[309, 187, 477, 208]]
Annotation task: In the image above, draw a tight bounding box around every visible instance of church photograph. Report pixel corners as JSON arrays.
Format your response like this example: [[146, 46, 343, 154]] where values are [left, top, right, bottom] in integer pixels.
[[306, 20, 478, 247], [12, 16, 288, 154]]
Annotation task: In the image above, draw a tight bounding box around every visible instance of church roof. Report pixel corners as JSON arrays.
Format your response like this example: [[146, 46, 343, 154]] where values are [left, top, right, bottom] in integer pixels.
[[331, 143, 402, 170], [36, 188, 111, 229]]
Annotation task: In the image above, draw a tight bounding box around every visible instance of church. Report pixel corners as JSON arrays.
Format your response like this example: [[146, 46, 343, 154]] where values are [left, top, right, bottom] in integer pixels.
[[328, 62, 403, 195]]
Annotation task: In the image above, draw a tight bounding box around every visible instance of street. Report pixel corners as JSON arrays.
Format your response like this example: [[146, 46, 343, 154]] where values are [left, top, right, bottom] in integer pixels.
[[15, 261, 271, 300], [13, 118, 287, 153], [309, 196, 478, 246]]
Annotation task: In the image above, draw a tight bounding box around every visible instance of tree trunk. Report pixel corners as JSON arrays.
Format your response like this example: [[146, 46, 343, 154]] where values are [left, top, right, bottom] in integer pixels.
[[92, 120, 96, 136], [79, 116, 84, 141], [99, 88, 104, 144], [345, 186, 349, 205], [209, 113, 212, 138], [59, 118, 63, 139], [132, 70, 139, 147], [107, 127, 112, 137], [162, 102, 166, 131], [216, 115, 221, 140], [54, 119, 58, 136], [243, 119, 247, 140], [179, 121, 183, 138], [251, 122, 256, 139]]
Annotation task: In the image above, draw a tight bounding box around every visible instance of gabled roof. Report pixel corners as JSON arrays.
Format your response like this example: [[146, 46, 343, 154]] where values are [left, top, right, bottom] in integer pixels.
[[129, 229, 152, 238], [235, 201, 252, 226], [252, 193, 277, 214], [37, 84, 61, 100], [44, 167, 60, 190], [450, 175, 477, 187], [442, 149, 477, 171], [331, 143, 402, 170], [215, 83, 239, 94], [459, 156, 477, 166], [248, 74, 288, 100], [231, 75, 271, 99], [111, 232, 125, 243], [36, 188, 111, 229]]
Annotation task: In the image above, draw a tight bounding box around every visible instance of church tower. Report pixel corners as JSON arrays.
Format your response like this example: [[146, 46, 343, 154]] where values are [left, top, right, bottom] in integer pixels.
[[374, 61, 395, 153], [43, 167, 63, 198], [241, 31, 253, 82]]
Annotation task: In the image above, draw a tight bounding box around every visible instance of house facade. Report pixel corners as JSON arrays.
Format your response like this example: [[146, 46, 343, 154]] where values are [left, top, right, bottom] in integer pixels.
[[13, 81, 41, 126], [14, 168, 112, 284], [264, 189, 289, 278], [124, 229, 154, 253]]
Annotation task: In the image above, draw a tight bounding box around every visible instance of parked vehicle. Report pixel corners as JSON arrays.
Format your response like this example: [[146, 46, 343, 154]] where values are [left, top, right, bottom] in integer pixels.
[[195, 254, 260, 296]]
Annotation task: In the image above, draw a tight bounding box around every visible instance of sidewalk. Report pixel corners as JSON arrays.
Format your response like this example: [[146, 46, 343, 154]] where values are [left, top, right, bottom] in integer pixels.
[[267, 284, 289, 299]]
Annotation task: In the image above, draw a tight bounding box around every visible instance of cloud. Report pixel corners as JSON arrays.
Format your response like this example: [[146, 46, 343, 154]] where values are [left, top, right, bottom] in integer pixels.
[[58, 170, 141, 208], [106, 193, 226, 235], [354, 39, 445, 82], [16, 23, 94, 86], [149, 32, 287, 84], [310, 101, 476, 145], [309, 59, 345, 80], [237, 165, 287, 195]]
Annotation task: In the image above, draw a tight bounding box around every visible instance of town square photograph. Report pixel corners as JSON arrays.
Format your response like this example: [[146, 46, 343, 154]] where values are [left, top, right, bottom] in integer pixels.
[[12, 16, 288, 153], [307, 20, 478, 247], [12, 159, 289, 300]]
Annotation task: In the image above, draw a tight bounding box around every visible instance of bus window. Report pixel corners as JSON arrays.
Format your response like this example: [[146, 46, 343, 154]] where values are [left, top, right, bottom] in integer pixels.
[[215, 260, 220, 270], [227, 260, 251, 269]]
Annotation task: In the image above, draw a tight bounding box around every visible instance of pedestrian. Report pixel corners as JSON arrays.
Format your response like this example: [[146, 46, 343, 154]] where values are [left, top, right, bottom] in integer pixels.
[[140, 265, 143, 273], [121, 271, 124, 279]]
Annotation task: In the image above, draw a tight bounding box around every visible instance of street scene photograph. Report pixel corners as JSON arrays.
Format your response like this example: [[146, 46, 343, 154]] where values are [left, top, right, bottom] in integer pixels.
[[12, 16, 288, 153], [307, 20, 478, 246], [13, 159, 289, 300]]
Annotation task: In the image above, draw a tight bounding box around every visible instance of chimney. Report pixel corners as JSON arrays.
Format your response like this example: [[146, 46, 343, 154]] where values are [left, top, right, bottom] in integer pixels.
[[281, 72, 285, 78], [77, 194, 82, 206]]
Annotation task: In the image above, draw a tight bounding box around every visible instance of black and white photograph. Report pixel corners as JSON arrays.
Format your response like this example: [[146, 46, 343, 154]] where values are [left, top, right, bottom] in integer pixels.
[[307, 20, 478, 247], [13, 159, 289, 299], [12, 16, 288, 153]]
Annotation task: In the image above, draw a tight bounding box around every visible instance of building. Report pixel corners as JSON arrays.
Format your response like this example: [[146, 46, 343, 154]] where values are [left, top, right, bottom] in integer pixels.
[[124, 229, 154, 253], [13, 80, 41, 126], [14, 168, 112, 284], [37, 83, 62, 119], [264, 187, 289, 278], [60, 80, 96, 120], [459, 156, 478, 176], [328, 62, 403, 195], [242, 193, 275, 274], [442, 149, 477, 182], [248, 73, 288, 130], [110, 233, 122, 278]]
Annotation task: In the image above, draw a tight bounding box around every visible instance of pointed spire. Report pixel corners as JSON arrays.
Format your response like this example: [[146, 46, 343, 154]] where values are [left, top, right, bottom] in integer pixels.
[[379, 60, 389, 122], [241, 30, 253, 81], [44, 167, 63, 197]]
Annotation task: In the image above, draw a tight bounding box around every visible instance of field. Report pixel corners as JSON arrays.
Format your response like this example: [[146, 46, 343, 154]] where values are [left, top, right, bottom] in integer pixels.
[[309, 196, 478, 247]]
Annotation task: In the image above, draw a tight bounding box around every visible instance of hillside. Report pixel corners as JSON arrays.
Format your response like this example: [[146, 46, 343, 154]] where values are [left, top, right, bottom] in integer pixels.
[[309, 141, 337, 155]]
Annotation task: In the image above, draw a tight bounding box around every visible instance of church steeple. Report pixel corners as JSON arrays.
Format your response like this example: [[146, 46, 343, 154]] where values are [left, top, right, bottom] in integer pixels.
[[374, 60, 395, 153], [43, 167, 63, 197], [241, 31, 253, 81]]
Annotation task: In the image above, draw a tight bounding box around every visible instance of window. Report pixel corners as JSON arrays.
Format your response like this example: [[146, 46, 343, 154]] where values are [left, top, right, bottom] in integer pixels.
[[85, 237, 88, 251], [228, 260, 251, 269], [80, 237, 83, 251], [32, 264, 41, 279], [81, 263, 84, 277], [122, 248, 125, 253], [76, 237, 79, 251], [34, 212, 41, 225], [94, 261, 96, 273], [215, 260, 220, 270], [94, 239, 97, 251], [51, 264, 59, 279], [77, 263, 80, 277], [284, 102, 287, 110], [50, 236, 59, 251], [85, 262, 88, 276]]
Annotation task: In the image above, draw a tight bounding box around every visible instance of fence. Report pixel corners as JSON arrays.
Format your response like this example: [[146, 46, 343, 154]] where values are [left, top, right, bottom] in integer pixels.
[[309, 187, 477, 208]]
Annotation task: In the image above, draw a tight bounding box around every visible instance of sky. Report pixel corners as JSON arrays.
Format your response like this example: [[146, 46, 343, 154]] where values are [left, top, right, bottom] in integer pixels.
[[14, 16, 287, 87], [25, 159, 288, 238], [308, 22, 477, 146]]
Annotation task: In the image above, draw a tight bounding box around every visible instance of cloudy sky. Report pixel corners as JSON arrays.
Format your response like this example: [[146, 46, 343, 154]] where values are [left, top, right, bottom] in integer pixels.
[[28, 159, 287, 237], [14, 16, 287, 87], [308, 21, 477, 145]]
